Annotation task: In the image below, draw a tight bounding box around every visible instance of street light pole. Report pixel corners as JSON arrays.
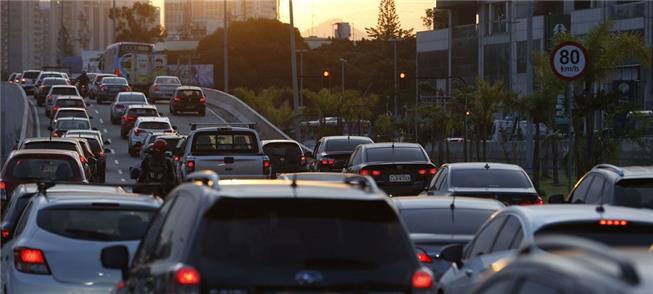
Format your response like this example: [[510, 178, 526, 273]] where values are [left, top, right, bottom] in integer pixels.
[[339, 58, 346, 92], [289, 0, 301, 140], [223, 0, 229, 93], [393, 39, 398, 118], [297, 49, 306, 106]]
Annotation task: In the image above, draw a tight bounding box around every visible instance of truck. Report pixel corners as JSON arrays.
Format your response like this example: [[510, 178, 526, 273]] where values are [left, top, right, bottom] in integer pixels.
[[174, 123, 271, 182]]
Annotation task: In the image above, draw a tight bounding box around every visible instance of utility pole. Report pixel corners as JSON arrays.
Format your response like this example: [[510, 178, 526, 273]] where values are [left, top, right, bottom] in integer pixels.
[[392, 38, 398, 118], [223, 0, 229, 93], [289, 0, 301, 140], [297, 49, 307, 106], [112, 0, 116, 42], [525, 0, 534, 171], [339, 58, 346, 92]]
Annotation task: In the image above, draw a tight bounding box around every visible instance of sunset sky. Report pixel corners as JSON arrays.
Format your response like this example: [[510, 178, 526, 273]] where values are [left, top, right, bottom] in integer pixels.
[[151, 0, 435, 37]]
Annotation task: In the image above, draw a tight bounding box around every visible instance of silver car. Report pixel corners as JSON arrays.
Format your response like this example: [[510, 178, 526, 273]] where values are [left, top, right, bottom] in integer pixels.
[[0, 187, 161, 293], [45, 86, 80, 117], [109, 92, 149, 124], [148, 76, 181, 102], [127, 117, 175, 157]]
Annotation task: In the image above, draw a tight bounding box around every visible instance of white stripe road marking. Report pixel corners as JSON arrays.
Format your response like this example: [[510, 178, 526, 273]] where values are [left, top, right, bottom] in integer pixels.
[[207, 108, 226, 123], [99, 118, 104, 124], [110, 149, 115, 154], [118, 169, 123, 175], [121, 178, 126, 182], [114, 160, 120, 165], [103, 128, 108, 134], [94, 109, 99, 114]]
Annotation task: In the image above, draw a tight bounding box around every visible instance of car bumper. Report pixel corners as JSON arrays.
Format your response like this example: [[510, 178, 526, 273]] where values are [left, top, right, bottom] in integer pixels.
[[6, 269, 115, 294], [377, 181, 427, 196], [98, 93, 119, 100], [150, 92, 174, 100]]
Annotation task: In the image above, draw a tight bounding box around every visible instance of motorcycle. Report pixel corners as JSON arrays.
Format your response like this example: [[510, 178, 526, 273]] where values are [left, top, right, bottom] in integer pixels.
[[79, 84, 89, 98]]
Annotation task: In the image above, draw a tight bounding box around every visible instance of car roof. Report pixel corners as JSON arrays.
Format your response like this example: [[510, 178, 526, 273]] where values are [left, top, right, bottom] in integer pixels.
[[363, 142, 422, 149], [56, 96, 83, 100], [154, 134, 184, 139], [444, 162, 526, 171], [262, 139, 300, 145], [135, 116, 170, 123], [42, 77, 66, 80], [503, 204, 653, 231], [50, 85, 77, 89], [176, 85, 202, 90], [13, 184, 125, 195], [126, 104, 156, 109], [194, 126, 254, 133], [35, 192, 162, 208], [22, 137, 80, 144], [56, 117, 90, 121], [9, 149, 79, 157], [212, 179, 388, 200], [323, 135, 372, 141], [278, 172, 364, 181], [117, 92, 145, 96], [55, 107, 86, 112], [591, 165, 653, 180], [155, 75, 179, 79], [392, 196, 505, 211]]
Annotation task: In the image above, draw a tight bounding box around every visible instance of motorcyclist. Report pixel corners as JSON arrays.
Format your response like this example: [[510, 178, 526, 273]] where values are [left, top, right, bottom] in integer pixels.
[[77, 71, 90, 97], [135, 139, 175, 197]]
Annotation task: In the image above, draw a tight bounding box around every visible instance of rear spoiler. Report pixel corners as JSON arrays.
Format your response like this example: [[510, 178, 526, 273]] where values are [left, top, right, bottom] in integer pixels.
[[189, 122, 256, 131]]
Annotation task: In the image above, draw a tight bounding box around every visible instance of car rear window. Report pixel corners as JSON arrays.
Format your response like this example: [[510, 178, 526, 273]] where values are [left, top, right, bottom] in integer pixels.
[[366, 147, 426, 162], [51, 88, 78, 95], [56, 110, 86, 119], [6, 157, 81, 181], [451, 169, 532, 188], [155, 77, 180, 84], [138, 122, 170, 130], [263, 143, 301, 157], [162, 138, 182, 151], [127, 108, 158, 116], [399, 208, 496, 235], [23, 71, 40, 79], [23, 142, 77, 152], [192, 198, 416, 285], [119, 94, 146, 102], [325, 138, 372, 152], [57, 120, 90, 130], [43, 79, 67, 85], [191, 132, 258, 154], [614, 179, 653, 209], [56, 99, 84, 107], [37, 207, 155, 241], [178, 90, 203, 97], [536, 222, 653, 248], [102, 78, 128, 85]]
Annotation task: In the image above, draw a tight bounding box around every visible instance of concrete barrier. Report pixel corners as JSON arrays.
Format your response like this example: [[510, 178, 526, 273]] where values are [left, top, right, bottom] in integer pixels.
[[1, 82, 36, 165]]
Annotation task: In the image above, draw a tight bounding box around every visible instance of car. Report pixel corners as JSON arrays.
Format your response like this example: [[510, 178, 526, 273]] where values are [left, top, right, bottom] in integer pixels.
[[96, 77, 131, 104], [550, 164, 653, 209], [0, 186, 161, 293], [0, 149, 88, 199], [470, 236, 653, 294], [7, 72, 20, 83], [345, 142, 437, 196], [49, 117, 93, 137], [34, 77, 68, 106], [139, 133, 185, 160], [110, 92, 149, 124], [174, 124, 271, 181], [69, 138, 99, 182], [18, 137, 93, 179], [128, 117, 175, 157], [1, 184, 124, 244], [169, 86, 206, 116], [45, 85, 80, 117], [148, 75, 181, 102], [52, 107, 91, 122], [120, 104, 159, 139], [20, 70, 42, 95], [50, 96, 87, 118], [100, 179, 434, 293], [63, 133, 110, 183], [65, 130, 109, 148], [88, 73, 116, 100], [435, 204, 653, 294], [262, 139, 307, 174], [34, 71, 67, 89], [425, 162, 543, 206], [309, 136, 374, 172], [392, 196, 504, 281]]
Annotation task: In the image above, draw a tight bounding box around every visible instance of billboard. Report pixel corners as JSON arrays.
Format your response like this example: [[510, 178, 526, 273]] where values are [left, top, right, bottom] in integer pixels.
[[167, 64, 214, 88]]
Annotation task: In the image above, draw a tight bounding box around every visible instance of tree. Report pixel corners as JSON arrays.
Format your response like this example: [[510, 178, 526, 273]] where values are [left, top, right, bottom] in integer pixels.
[[470, 78, 516, 161], [109, 2, 165, 43], [421, 8, 448, 30], [233, 87, 295, 132], [366, 0, 414, 40]]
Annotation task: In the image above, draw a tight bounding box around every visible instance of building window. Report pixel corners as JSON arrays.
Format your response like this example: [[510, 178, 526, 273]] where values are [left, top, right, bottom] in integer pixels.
[[517, 39, 542, 74], [574, 0, 591, 10], [489, 2, 506, 35]]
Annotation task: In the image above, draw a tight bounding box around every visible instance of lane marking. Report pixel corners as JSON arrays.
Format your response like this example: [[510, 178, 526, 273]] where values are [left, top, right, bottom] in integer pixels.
[[110, 149, 115, 154], [114, 159, 120, 165], [208, 108, 226, 123], [121, 178, 126, 182], [118, 169, 123, 175], [99, 118, 104, 124], [94, 109, 99, 114], [103, 128, 108, 134]]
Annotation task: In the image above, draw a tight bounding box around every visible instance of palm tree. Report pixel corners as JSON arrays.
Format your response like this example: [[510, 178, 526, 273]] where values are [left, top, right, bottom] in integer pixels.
[[471, 78, 516, 161]]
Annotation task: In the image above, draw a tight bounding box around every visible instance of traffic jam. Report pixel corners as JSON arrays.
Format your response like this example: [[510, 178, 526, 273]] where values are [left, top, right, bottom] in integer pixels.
[[2, 68, 653, 294]]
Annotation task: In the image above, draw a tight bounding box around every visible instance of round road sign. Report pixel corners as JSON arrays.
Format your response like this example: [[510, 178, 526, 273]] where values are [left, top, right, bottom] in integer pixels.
[[549, 41, 589, 81]]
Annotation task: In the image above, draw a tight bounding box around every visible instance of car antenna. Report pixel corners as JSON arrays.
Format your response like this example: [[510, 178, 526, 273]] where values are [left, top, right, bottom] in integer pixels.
[[484, 163, 490, 169], [596, 193, 606, 213], [291, 173, 298, 198], [450, 194, 456, 223]]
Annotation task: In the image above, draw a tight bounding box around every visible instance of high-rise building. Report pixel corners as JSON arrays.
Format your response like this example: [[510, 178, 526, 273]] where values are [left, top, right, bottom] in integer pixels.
[[0, 0, 46, 74], [164, 0, 278, 40]]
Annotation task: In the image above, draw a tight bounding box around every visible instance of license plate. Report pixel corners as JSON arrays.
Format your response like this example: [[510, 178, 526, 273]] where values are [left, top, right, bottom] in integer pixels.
[[389, 174, 411, 182]]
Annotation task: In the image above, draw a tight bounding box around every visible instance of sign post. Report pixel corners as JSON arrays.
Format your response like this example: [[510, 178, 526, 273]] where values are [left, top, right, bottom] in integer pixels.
[[549, 41, 589, 190]]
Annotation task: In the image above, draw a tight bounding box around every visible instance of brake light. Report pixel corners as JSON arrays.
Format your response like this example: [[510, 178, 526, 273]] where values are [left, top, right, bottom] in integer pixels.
[[371, 170, 382, 176], [518, 198, 544, 206], [80, 155, 87, 164], [418, 169, 426, 175], [52, 131, 61, 137], [321, 158, 335, 165], [429, 168, 437, 175], [47, 95, 52, 101], [0, 180, 6, 190], [101, 85, 108, 91], [14, 247, 51, 274], [174, 155, 181, 162], [300, 155, 306, 164], [2, 229, 10, 238], [199, 96, 206, 104], [359, 169, 369, 176], [174, 96, 181, 102], [186, 160, 195, 172], [153, 85, 160, 91], [599, 219, 628, 226], [123, 86, 130, 91], [133, 128, 141, 136], [263, 159, 271, 174], [116, 281, 125, 289], [412, 268, 434, 289], [164, 129, 174, 133], [175, 266, 200, 286], [52, 106, 59, 114], [416, 250, 433, 264]]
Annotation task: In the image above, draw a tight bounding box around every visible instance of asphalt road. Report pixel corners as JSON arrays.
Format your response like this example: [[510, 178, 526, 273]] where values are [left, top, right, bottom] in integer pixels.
[[30, 95, 230, 184]]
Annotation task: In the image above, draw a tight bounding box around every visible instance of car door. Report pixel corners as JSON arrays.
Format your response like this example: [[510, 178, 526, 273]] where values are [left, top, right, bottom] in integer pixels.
[[583, 175, 605, 205], [443, 215, 508, 294]]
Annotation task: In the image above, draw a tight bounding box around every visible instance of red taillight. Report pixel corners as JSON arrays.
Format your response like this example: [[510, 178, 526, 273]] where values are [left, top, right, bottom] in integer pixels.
[[263, 159, 271, 168], [52, 106, 59, 113], [429, 168, 437, 175], [599, 219, 628, 226], [199, 96, 206, 104], [175, 266, 200, 286], [300, 155, 306, 164], [518, 198, 544, 206], [418, 169, 426, 175], [133, 128, 141, 136], [101, 85, 108, 91], [47, 95, 52, 101], [174, 155, 181, 162], [123, 115, 136, 123], [114, 68, 120, 76], [52, 131, 61, 137], [116, 281, 125, 289], [153, 85, 160, 91], [174, 96, 181, 102], [359, 169, 369, 176], [2, 229, 10, 238], [14, 247, 50, 274], [321, 158, 335, 165], [412, 268, 434, 289], [0, 180, 5, 190], [80, 155, 87, 164], [371, 170, 382, 177], [416, 250, 433, 264], [186, 160, 195, 172]]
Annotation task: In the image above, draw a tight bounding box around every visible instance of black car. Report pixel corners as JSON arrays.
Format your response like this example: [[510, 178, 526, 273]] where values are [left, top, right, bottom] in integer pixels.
[[345, 142, 437, 196], [550, 164, 653, 209], [426, 162, 543, 206], [393, 196, 504, 281], [169, 86, 206, 116], [96, 77, 131, 104], [101, 180, 434, 293], [262, 139, 307, 174], [35, 77, 68, 106], [310, 136, 374, 172]]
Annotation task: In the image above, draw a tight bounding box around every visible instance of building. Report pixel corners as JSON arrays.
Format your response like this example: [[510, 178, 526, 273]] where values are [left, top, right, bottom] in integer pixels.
[[164, 0, 278, 40], [0, 1, 49, 75], [416, 0, 653, 108]]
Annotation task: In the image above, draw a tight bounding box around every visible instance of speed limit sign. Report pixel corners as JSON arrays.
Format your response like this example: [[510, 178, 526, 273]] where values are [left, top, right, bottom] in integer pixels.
[[549, 41, 589, 80]]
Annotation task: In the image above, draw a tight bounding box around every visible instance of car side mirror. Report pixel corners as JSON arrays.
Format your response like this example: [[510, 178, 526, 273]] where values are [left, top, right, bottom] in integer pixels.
[[439, 243, 464, 266], [172, 126, 178, 131], [92, 127, 98, 131], [104, 140, 111, 145], [101, 245, 129, 279], [88, 116, 94, 119], [548, 194, 566, 204]]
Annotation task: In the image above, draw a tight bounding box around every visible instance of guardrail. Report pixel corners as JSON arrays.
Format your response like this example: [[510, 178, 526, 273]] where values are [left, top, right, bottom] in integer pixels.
[[1, 82, 39, 166]]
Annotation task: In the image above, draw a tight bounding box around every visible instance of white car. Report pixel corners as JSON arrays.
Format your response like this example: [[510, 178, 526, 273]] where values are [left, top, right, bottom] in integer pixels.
[[45, 86, 80, 117], [0, 187, 161, 293], [127, 117, 176, 157], [109, 92, 149, 124], [52, 107, 91, 122]]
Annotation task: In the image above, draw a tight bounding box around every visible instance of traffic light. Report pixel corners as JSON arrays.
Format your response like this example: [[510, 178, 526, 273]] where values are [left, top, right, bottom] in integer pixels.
[[399, 72, 407, 89], [321, 69, 331, 88]]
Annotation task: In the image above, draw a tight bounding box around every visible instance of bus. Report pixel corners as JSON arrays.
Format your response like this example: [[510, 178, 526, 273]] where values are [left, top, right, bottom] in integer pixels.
[[98, 42, 166, 90]]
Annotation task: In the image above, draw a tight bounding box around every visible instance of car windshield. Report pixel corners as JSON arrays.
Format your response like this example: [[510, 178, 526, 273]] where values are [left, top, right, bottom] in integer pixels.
[[119, 94, 146, 102], [56, 99, 84, 107], [399, 208, 496, 236], [57, 120, 90, 130], [191, 132, 258, 154], [156, 77, 180, 84], [614, 179, 653, 209], [536, 222, 653, 248], [7, 157, 81, 181], [37, 208, 155, 241], [192, 198, 416, 285], [325, 138, 372, 152], [451, 169, 532, 189], [51, 88, 78, 95], [138, 122, 170, 130], [127, 108, 157, 116], [366, 147, 426, 162], [103, 78, 128, 85], [23, 142, 77, 152]]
